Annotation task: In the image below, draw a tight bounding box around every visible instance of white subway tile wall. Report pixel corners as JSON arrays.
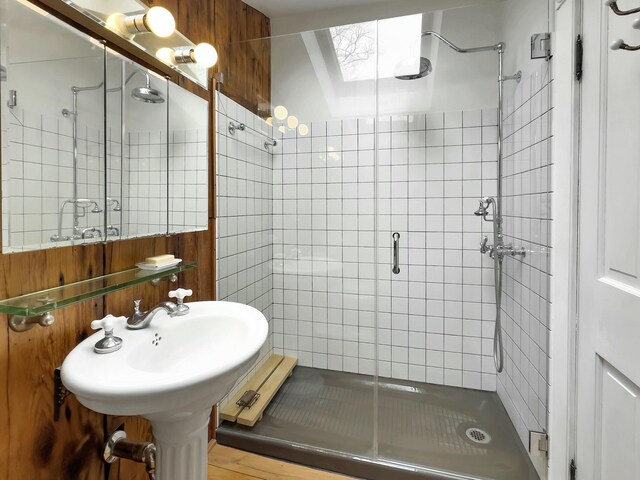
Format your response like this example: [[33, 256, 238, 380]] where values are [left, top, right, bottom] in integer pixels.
[[272, 109, 500, 391], [498, 61, 553, 445], [216, 92, 274, 404]]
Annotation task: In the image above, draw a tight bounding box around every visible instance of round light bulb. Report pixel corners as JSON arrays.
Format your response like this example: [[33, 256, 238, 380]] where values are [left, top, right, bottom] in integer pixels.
[[145, 7, 175, 38], [106, 13, 125, 33], [278, 125, 286, 134], [193, 43, 218, 68], [298, 124, 309, 136], [156, 47, 175, 65], [266, 117, 273, 126], [287, 115, 299, 129], [274, 105, 288, 121]]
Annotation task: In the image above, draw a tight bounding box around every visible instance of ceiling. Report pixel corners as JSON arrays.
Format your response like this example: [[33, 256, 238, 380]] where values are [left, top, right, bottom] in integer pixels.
[[242, 0, 392, 18]]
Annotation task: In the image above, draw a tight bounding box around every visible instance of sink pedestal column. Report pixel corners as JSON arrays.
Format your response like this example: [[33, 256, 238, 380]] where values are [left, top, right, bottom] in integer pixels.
[[150, 408, 211, 480]]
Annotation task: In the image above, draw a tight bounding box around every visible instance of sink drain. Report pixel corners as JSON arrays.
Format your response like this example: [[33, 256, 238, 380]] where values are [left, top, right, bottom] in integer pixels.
[[465, 427, 491, 444]]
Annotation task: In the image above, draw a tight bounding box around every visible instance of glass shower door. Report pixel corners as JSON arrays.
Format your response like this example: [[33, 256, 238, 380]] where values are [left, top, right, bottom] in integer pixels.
[[374, 8, 490, 476], [373, 6, 546, 480]]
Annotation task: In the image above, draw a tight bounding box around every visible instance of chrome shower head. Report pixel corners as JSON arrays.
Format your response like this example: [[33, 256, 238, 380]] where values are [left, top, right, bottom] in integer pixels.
[[131, 86, 164, 104], [394, 57, 432, 80], [474, 197, 493, 217], [107, 197, 122, 212]]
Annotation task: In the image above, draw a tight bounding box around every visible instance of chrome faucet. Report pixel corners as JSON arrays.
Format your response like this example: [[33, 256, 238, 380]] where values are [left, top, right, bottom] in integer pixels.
[[106, 225, 120, 236], [81, 226, 102, 239], [127, 300, 179, 330]]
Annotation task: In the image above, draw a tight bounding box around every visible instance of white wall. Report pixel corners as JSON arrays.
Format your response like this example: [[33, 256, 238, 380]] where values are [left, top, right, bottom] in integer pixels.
[[499, 0, 551, 99], [270, 0, 503, 36]]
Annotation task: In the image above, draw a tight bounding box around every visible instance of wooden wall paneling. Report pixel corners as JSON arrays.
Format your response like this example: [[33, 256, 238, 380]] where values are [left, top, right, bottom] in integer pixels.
[[210, 78, 217, 222], [261, 17, 271, 116], [214, 0, 238, 104], [1, 245, 105, 480], [246, 6, 263, 113], [176, 0, 211, 45], [235, 1, 249, 106], [139, 0, 179, 14], [0, 317, 7, 480]]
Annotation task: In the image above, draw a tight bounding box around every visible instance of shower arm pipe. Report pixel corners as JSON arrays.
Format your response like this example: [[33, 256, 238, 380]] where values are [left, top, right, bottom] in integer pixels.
[[421, 31, 503, 54], [73, 69, 152, 97]]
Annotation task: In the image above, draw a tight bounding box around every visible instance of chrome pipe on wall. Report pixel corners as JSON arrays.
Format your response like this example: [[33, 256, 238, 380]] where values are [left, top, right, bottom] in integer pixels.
[[418, 31, 524, 373]]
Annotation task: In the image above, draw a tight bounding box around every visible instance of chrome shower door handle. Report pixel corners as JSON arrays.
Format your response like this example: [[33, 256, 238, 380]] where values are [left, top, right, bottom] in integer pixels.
[[392, 232, 400, 274]]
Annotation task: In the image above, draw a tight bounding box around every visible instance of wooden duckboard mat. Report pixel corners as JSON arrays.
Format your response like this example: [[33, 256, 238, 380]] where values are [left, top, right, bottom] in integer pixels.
[[220, 355, 297, 427]]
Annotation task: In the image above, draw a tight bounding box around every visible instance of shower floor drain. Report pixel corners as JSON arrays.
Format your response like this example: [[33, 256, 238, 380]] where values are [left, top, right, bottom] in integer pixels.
[[465, 427, 491, 444]]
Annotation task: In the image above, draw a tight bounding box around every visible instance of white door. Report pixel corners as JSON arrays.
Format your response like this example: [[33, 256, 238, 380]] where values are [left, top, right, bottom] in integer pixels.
[[577, 1, 640, 478]]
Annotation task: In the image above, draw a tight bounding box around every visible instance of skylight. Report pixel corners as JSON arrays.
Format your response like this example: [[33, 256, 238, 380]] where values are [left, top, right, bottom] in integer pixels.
[[330, 14, 423, 82]]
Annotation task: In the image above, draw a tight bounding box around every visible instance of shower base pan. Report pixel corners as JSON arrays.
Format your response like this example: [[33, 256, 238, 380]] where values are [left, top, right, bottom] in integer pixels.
[[217, 367, 539, 480]]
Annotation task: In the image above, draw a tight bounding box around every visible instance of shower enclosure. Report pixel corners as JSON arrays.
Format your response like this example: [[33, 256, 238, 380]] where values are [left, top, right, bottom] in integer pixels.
[[216, 3, 552, 479]]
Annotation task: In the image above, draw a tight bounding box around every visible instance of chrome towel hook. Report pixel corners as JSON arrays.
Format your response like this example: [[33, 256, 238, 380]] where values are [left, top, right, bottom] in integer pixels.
[[605, 0, 640, 15]]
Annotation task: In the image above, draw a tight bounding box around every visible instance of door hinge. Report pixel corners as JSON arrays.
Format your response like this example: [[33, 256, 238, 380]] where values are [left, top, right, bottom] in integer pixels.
[[570, 459, 577, 480], [529, 431, 549, 457], [531, 33, 552, 60], [576, 35, 583, 82]]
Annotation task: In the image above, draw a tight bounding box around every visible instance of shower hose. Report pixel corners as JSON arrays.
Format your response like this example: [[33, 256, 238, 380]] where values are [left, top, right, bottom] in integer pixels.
[[492, 213, 505, 373]]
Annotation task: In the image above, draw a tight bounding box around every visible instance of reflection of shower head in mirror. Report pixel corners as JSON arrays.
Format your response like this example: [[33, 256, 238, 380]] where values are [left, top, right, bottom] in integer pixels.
[[128, 68, 165, 104], [131, 85, 164, 103]]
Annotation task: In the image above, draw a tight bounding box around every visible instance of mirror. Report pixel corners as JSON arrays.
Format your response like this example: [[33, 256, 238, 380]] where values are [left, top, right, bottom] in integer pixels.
[[1, 0, 105, 252], [168, 82, 208, 234], [106, 49, 169, 240], [1, 0, 209, 253]]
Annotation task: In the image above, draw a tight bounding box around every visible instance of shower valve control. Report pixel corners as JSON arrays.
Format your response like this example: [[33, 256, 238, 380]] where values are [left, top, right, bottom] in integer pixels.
[[480, 236, 490, 254]]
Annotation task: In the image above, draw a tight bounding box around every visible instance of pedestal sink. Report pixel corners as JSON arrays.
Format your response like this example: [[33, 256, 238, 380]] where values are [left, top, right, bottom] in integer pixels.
[[61, 301, 268, 480]]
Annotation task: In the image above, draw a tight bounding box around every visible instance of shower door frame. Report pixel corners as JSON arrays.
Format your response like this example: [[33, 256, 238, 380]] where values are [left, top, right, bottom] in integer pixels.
[[547, 0, 582, 479]]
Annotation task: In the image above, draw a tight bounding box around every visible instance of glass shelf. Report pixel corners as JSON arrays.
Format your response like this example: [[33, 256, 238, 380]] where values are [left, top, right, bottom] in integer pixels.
[[0, 262, 197, 317]]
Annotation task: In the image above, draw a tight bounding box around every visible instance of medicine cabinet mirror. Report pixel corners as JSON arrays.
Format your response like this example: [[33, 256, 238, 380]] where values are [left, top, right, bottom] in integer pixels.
[[0, 0, 209, 253]]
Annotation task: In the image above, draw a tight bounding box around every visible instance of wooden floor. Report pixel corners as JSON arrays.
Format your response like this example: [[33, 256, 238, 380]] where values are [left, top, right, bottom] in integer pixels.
[[207, 442, 354, 480]]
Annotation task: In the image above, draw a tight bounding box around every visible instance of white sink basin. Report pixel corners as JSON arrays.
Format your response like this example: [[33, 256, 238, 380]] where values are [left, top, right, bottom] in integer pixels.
[[61, 301, 268, 480]]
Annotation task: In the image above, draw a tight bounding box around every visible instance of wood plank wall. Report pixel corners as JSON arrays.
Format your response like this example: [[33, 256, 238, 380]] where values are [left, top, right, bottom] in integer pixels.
[[0, 1, 271, 479]]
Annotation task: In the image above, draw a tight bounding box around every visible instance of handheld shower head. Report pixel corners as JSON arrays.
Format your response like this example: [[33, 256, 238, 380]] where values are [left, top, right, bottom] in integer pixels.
[[474, 197, 495, 218], [474, 199, 488, 217]]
